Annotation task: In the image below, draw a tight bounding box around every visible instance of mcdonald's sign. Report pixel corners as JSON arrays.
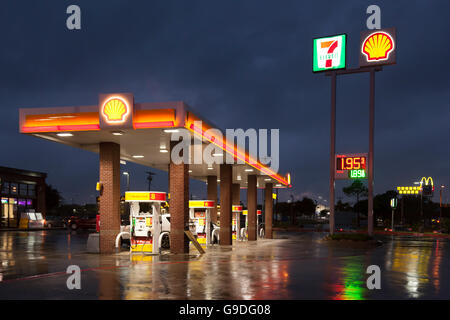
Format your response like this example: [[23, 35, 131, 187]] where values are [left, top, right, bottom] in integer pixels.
[[397, 186, 420, 195], [420, 177, 434, 188], [420, 177, 434, 196]]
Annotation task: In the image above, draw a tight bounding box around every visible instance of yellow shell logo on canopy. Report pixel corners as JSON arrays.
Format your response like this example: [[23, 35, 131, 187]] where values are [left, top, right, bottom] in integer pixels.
[[362, 32, 394, 61], [102, 97, 129, 123]]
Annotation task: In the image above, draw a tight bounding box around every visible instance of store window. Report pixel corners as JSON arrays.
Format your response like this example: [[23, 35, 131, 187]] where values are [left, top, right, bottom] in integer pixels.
[[10, 183, 18, 194], [28, 184, 36, 197], [1, 182, 9, 194], [8, 198, 17, 227], [19, 184, 27, 196], [1, 198, 8, 228]]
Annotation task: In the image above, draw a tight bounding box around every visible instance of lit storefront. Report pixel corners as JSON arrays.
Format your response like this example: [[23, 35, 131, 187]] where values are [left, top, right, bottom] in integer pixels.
[[0, 166, 46, 228]]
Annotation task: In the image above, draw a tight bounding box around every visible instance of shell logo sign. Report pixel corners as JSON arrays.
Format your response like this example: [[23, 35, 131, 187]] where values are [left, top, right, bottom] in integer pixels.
[[359, 28, 396, 67], [102, 97, 129, 123], [362, 32, 394, 61], [98, 93, 134, 129]]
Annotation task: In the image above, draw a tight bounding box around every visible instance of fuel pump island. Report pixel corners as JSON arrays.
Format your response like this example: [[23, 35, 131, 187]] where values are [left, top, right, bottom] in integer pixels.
[[123, 193, 219, 255], [189, 200, 217, 247], [232, 205, 243, 240], [125, 191, 166, 254]]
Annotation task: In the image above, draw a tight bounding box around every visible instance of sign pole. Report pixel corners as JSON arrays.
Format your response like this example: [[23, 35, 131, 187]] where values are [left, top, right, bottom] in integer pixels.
[[391, 208, 394, 232], [368, 68, 375, 236], [401, 196, 404, 225], [390, 198, 397, 232], [329, 71, 337, 235], [421, 192, 424, 232]]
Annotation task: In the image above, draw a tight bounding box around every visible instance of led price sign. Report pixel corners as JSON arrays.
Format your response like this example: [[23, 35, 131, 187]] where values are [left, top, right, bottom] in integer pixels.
[[337, 156, 366, 171], [349, 169, 366, 179], [335, 153, 368, 180]]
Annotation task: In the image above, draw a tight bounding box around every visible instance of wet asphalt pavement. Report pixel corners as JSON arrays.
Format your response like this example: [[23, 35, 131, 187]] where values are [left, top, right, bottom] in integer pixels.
[[0, 230, 449, 299]]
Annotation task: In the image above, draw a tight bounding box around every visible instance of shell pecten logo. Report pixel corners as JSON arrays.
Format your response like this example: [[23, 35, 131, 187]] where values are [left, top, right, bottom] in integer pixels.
[[101, 97, 130, 123], [362, 31, 394, 61]]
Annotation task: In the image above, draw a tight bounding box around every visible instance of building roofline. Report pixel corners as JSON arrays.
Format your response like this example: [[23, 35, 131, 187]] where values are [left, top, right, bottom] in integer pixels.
[[0, 166, 47, 179]]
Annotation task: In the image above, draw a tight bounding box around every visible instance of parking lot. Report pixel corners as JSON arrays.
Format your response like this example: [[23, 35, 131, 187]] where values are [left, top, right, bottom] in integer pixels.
[[0, 230, 449, 299]]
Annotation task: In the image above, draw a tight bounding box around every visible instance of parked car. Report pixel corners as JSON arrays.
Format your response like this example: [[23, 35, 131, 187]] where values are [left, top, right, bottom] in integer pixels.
[[67, 214, 97, 230], [44, 216, 67, 228]]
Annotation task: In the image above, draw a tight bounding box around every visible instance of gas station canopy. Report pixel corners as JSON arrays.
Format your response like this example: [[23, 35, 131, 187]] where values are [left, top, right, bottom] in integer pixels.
[[19, 94, 291, 188]]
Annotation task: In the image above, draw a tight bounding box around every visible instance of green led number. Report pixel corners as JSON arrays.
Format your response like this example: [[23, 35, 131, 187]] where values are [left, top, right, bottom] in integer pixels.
[[349, 169, 366, 179]]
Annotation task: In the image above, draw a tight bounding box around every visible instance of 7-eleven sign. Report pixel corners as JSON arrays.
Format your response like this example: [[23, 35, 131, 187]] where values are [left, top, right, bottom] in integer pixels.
[[313, 34, 346, 72]]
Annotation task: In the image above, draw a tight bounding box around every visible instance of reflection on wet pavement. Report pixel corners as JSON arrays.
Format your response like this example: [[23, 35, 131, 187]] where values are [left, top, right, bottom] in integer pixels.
[[0, 230, 449, 299]]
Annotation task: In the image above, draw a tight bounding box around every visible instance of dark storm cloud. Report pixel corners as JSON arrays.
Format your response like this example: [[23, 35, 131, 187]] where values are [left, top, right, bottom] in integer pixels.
[[0, 0, 449, 204]]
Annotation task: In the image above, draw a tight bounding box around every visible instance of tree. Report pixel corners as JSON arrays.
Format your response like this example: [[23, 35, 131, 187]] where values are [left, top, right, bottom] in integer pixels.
[[343, 180, 368, 228], [335, 200, 352, 212], [319, 209, 329, 217], [294, 197, 316, 216], [46, 184, 62, 214], [373, 190, 398, 225]]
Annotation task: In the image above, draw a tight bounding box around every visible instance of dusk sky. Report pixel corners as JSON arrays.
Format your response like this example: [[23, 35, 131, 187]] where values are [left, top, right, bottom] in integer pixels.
[[1, 1, 449, 205]]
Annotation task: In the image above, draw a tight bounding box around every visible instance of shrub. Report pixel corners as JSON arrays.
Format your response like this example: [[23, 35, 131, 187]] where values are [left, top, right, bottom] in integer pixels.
[[441, 218, 450, 234], [326, 233, 373, 241]]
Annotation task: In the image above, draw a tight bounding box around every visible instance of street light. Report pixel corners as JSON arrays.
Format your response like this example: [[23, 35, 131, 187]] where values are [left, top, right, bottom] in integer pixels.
[[123, 172, 130, 191], [440, 185, 445, 232]]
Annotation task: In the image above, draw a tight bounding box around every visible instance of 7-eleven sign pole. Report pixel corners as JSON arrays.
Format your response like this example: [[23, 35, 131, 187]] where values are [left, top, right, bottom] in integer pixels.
[[329, 72, 336, 235], [326, 67, 381, 237]]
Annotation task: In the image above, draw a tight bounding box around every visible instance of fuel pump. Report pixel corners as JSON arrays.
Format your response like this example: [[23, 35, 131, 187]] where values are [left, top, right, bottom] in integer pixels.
[[257, 209, 263, 238], [188, 200, 215, 246], [232, 205, 243, 241], [241, 209, 262, 240], [125, 191, 166, 254]]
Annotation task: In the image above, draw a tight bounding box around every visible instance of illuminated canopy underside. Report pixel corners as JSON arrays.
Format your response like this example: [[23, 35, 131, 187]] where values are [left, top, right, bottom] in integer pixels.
[[19, 101, 290, 188]]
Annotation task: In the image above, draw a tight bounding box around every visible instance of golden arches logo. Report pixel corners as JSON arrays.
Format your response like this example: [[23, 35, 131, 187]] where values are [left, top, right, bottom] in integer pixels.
[[420, 177, 433, 187], [362, 32, 394, 61], [101, 97, 130, 123]]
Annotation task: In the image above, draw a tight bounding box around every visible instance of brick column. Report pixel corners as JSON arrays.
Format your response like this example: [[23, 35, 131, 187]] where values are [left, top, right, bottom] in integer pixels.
[[265, 183, 273, 239], [219, 164, 232, 245], [207, 175, 218, 223], [169, 141, 189, 254], [247, 175, 257, 241], [99, 142, 121, 254]]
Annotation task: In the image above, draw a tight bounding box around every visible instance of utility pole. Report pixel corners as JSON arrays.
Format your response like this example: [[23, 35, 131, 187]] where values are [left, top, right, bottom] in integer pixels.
[[391, 207, 395, 232], [420, 192, 424, 232], [276, 188, 279, 222], [146, 171, 156, 191], [401, 196, 405, 225], [440, 185, 445, 232]]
